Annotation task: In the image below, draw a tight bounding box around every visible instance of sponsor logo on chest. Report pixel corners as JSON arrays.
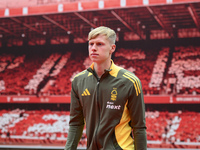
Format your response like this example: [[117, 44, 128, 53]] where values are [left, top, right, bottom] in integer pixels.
[[106, 88, 121, 110]]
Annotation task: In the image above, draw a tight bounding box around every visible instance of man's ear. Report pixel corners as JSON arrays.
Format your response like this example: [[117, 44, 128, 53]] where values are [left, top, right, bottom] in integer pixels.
[[110, 44, 116, 54]]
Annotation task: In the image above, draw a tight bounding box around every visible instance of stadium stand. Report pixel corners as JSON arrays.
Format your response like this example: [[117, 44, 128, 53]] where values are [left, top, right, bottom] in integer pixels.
[[113, 47, 159, 95], [0, 43, 199, 149], [0, 108, 199, 149], [0, 44, 200, 96], [167, 46, 200, 94], [0, 0, 200, 150], [48, 52, 86, 95]]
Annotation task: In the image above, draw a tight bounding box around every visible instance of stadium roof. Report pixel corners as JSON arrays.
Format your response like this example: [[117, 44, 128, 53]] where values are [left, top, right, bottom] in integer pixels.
[[0, 0, 200, 45]]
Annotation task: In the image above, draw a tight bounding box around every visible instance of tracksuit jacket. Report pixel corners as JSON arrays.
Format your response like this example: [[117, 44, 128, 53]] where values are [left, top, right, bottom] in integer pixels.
[[65, 61, 147, 150]]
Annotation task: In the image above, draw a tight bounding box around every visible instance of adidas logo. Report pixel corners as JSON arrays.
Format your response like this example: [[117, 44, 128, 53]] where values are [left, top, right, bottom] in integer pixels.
[[82, 88, 90, 96]]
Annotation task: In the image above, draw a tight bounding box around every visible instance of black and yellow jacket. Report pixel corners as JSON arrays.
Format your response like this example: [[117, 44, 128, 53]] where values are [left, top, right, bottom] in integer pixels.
[[65, 61, 147, 150]]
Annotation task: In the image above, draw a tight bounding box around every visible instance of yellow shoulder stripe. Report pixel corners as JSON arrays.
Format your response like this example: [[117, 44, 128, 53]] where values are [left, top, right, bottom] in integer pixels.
[[88, 72, 93, 76], [72, 70, 86, 81], [123, 72, 141, 96]]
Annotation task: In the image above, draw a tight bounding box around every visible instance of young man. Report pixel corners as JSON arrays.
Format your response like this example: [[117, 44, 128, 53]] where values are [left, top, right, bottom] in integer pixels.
[[65, 26, 147, 150]]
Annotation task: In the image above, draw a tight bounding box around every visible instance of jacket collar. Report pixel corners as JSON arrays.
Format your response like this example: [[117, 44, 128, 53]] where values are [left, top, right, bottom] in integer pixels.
[[87, 60, 122, 78]]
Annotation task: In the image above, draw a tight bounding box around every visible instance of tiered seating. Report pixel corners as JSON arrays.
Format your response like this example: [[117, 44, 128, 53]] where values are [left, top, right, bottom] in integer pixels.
[[0, 109, 199, 148], [48, 52, 87, 95], [1, 45, 200, 96], [0, 51, 71, 96], [168, 46, 200, 94], [175, 111, 200, 142], [146, 111, 168, 141], [0, 54, 26, 94], [145, 110, 200, 148], [0, 52, 49, 95], [25, 53, 62, 92], [0, 54, 14, 72], [113, 47, 159, 94], [25, 52, 71, 95], [0, 109, 82, 146], [149, 48, 169, 89]]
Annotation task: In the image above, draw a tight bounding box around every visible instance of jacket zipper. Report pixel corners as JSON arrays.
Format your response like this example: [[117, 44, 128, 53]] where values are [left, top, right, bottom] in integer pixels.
[[95, 78, 100, 150]]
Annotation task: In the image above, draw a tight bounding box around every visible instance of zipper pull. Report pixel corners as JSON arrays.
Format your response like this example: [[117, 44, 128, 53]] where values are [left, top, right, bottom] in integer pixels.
[[97, 78, 100, 85]]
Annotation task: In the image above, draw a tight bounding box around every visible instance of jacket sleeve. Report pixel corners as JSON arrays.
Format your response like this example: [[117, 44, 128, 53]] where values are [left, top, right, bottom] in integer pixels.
[[127, 77, 147, 150], [64, 125, 84, 150], [64, 79, 85, 150]]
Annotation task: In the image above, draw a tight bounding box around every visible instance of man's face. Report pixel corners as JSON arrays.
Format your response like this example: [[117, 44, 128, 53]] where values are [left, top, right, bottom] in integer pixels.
[[88, 34, 115, 64]]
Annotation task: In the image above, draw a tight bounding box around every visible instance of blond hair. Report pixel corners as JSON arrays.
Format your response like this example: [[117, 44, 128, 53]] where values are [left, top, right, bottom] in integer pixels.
[[88, 26, 116, 44]]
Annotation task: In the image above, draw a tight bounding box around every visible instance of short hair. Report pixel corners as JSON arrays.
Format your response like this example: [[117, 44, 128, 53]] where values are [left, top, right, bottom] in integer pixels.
[[88, 26, 116, 44]]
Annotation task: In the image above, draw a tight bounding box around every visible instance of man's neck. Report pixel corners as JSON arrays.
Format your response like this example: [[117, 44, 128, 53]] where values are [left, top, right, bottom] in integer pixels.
[[94, 60, 111, 78]]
